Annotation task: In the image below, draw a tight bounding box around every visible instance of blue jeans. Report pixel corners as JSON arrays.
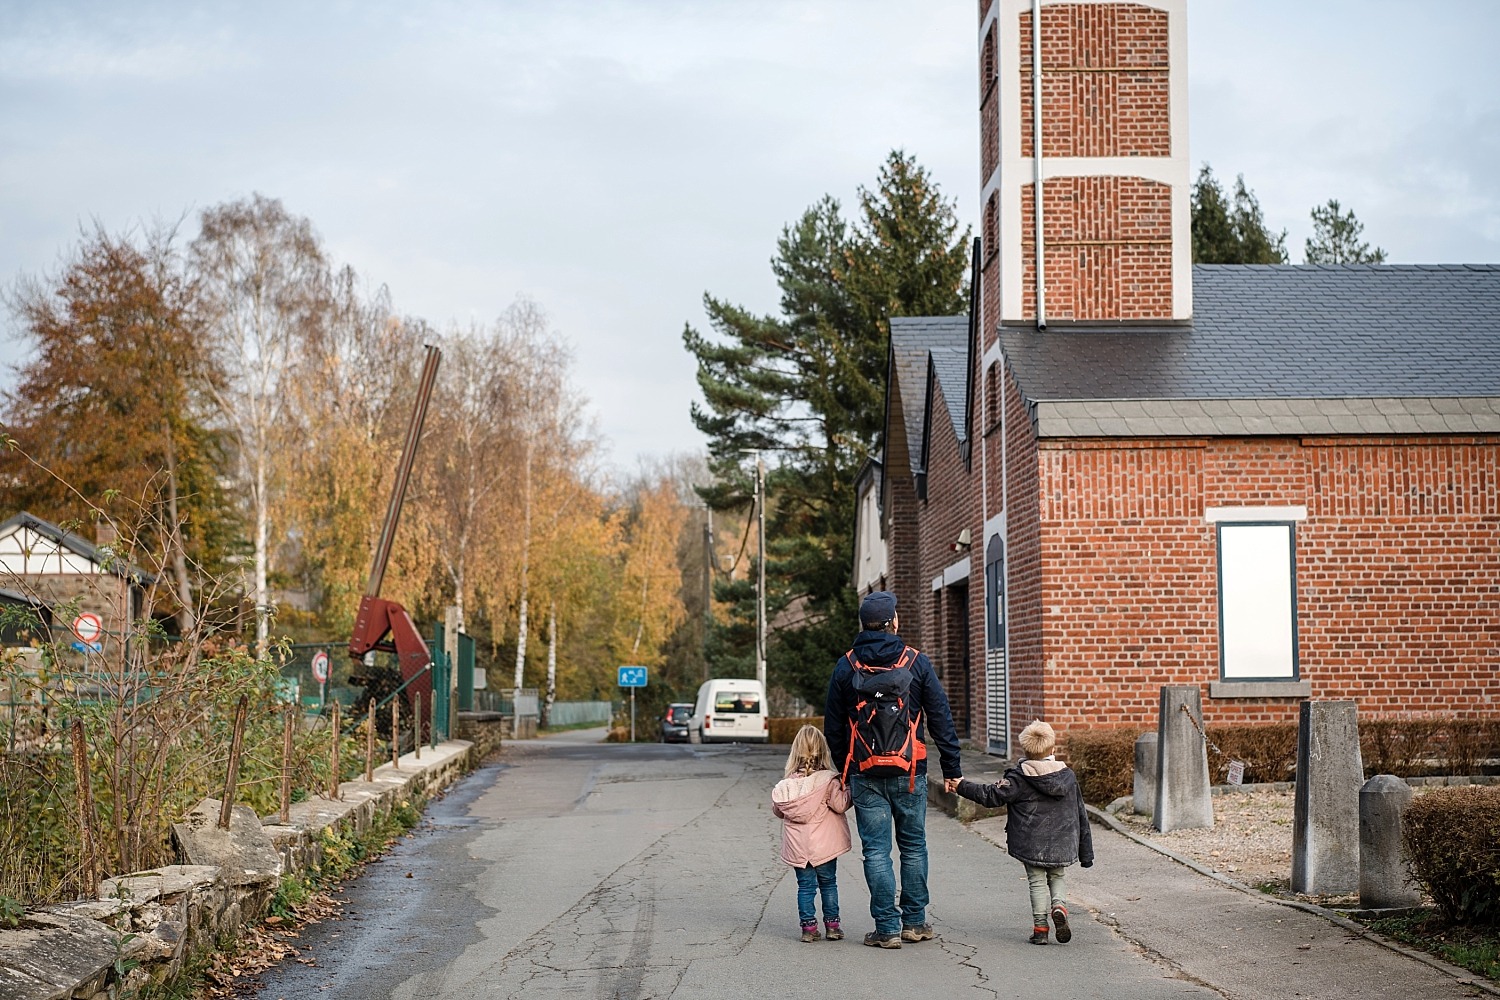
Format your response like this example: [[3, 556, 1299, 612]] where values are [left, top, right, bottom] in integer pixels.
[[851, 773, 928, 935], [794, 859, 839, 925]]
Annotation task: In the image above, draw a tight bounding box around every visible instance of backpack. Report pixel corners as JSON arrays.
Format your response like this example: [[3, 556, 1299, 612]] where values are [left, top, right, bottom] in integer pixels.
[[842, 645, 927, 790]]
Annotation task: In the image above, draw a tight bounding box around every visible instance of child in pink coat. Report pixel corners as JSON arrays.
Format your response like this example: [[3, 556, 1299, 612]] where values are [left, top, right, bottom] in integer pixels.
[[772, 725, 852, 942]]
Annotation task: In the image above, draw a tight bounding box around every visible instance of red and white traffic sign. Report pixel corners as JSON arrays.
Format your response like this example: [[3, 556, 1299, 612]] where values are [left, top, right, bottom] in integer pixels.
[[311, 650, 331, 684], [71, 613, 103, 645]]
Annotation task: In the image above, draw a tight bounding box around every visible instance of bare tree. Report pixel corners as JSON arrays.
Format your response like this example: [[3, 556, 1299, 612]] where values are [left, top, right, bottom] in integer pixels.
[[191, 195, 328, 654]]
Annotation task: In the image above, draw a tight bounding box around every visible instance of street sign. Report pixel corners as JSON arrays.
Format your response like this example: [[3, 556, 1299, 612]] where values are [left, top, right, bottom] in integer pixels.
[[617, 665, 648, 688], [311, 650, 331, 684], [71, 612, 103, 645]]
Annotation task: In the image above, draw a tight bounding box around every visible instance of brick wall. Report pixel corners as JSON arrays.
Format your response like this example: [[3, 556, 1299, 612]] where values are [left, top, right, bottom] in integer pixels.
[[884, 378, 929, 653], [1020, 176, 1173, 321], [1001, 364, 1045, 739], [1024, 435, 1500, 731], [1019, 3, 1171, 159]]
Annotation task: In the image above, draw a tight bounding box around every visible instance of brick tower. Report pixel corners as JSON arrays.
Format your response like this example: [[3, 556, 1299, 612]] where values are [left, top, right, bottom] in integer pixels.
[[977, 0, 1190, 333]]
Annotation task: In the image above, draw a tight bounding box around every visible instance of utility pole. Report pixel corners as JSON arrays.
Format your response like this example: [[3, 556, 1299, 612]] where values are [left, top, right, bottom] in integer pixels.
[[755, 453, 766, 693], [702, 507, 714, 683]]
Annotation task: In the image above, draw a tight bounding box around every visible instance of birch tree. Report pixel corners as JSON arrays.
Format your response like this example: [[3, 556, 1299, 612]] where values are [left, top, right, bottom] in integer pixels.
[[191, 195, 327, 653]]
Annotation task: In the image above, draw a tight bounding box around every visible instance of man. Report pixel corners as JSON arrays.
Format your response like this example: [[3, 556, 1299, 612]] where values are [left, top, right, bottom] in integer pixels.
[[823, 590, 963, 949]]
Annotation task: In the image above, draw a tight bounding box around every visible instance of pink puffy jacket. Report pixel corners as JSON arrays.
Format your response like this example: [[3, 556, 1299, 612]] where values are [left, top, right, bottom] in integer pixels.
[[771, 769, 852, 868]]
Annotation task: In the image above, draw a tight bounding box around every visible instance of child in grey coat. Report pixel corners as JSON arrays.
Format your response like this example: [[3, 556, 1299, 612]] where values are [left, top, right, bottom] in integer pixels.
[[954, 720, 1093, 944]]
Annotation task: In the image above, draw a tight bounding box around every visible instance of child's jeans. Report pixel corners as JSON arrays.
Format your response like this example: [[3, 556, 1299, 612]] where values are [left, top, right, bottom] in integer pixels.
[[1024, 863, 1067, 924], [795, 859, 840, 925]]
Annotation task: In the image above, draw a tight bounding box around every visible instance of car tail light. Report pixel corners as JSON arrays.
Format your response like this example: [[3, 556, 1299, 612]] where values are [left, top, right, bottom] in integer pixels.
[[704, 717, 711, 729], [763, 717, 769, 730]]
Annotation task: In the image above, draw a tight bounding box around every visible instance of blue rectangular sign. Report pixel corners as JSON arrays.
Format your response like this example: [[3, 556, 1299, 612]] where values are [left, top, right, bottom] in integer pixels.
[[617, 665, 648, 688]]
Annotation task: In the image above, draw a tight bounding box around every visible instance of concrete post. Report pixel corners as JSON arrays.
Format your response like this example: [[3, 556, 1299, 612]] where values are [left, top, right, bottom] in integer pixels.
[[1359, 774, 1419, 908], [1133, 732, 1158, 817], [1153, 686, 1214, 832], [1292, 700, 1363, 895]]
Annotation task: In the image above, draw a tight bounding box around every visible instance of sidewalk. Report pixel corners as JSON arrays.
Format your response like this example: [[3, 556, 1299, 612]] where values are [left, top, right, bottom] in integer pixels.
[[936, 745, 1498, 999]]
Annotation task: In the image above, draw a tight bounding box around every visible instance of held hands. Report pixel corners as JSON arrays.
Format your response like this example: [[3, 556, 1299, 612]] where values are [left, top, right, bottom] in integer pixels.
[[943, 776, 963, 793]]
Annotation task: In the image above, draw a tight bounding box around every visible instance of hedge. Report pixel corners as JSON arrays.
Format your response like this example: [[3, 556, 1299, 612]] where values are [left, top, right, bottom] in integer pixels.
[[769, 716, 823, 745], [1064, 717, 1500, 806], [1403, 785, 1500, 925]]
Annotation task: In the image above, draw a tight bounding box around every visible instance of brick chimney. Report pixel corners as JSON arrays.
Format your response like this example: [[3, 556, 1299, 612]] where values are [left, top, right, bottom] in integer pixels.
[[978, 0, 1190, 333]]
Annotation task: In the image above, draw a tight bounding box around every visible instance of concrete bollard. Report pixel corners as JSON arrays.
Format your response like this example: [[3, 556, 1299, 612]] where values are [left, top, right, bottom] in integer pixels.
[[1154, 686, 1214, 832], [1292, 700, 1363, 895], [1360, 774, 1419, 908], [1134, 732, 1159, 817]]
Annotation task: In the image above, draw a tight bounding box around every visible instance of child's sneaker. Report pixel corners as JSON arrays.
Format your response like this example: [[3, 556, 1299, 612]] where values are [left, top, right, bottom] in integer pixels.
[[800, 922, 821, 943], [1029, 924, 1050, 945], [824, 919, 843, 941], [1050, 903, 1071, 943]]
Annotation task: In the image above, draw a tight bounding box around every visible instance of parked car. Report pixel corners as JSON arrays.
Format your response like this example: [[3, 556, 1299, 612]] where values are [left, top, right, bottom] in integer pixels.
[[687, 679, 768, 744], [660, 702, 695, 743]]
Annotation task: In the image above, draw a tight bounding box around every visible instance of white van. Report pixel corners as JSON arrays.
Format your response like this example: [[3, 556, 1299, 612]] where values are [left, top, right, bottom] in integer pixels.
[[688, 678, 768, 744]]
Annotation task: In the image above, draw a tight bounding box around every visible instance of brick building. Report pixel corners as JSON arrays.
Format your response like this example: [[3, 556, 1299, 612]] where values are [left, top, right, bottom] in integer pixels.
[[861, 0, 1500, 755]]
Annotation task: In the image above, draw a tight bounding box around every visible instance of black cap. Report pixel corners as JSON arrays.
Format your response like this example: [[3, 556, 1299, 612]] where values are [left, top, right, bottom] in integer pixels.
[[859, 591, 898, 628]]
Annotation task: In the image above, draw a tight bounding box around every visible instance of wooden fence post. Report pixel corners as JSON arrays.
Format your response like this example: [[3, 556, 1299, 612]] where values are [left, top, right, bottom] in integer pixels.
[[280, 707, 294, 824], [391, 699, 400, 770], [70, 719, 98, 899], [328, 699, 341, 800], [219, 695, 249, 830], [365, 700, 375, 782]]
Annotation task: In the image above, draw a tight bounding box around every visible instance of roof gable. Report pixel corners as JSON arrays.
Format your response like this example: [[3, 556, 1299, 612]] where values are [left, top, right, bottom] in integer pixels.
[[0, 513, 156, 584], [888, 316, 968, 474]]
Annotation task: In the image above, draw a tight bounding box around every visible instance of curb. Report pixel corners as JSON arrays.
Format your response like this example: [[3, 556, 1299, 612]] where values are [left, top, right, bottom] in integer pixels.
[[1084, 804, 1500, 998]]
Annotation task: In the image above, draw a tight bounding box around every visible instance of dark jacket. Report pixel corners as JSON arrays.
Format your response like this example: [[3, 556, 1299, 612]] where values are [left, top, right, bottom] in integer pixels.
[[957, 760, 1094, 868], [823, 629, 963, 781]]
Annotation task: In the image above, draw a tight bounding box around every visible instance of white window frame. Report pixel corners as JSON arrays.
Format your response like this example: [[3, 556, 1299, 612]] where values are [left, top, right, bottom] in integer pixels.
[[1215, 519, 1299, 682]]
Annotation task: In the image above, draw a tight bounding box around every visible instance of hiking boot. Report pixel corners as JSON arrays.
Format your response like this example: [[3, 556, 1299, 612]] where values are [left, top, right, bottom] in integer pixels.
[[862, 931, 902, 949], [1050, 903, 1071, 943], [824, 919, 843, 941], [1029, 925, 1050, 945], [900, 923, 935, 942], [800, 922, 821, 943]]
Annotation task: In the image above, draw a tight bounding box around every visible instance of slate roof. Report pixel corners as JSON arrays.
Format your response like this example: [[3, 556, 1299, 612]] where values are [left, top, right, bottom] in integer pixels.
[[999, 264, 1500, 437], [889, 316, 968, 472], [928, 346, 970, 445]]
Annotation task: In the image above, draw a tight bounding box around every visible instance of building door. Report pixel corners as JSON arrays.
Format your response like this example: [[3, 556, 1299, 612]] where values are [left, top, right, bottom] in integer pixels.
[[983, 534, 1008, 756]]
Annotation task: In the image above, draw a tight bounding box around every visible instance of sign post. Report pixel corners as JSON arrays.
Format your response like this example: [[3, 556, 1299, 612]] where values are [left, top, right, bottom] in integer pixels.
[[311, 650, 331, 710], [70, 613, 103, 654], [617, 666, 647, 742]]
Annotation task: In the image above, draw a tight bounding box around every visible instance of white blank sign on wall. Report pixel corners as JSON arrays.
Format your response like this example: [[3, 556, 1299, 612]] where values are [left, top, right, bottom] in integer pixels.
[[1217, 522, 1297, 680]]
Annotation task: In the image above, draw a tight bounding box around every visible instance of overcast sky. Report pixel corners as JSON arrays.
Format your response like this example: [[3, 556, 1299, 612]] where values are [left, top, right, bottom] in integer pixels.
[[3, 1, 1497, 478]]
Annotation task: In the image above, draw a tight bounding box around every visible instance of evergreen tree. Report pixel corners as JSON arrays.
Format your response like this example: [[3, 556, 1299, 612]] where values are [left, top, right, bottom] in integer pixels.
[[1305, 199, 1387, 263], [1191, 165, 1288, 264], [683, 152, 968, 705]]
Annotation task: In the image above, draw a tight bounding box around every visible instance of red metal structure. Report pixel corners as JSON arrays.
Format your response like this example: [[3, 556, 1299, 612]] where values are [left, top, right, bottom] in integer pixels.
[[348, 345, 442, 719]]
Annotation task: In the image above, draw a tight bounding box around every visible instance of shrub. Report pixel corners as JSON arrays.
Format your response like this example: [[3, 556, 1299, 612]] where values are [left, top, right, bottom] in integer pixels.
[[1065, 728, 1143, 805], [1403, 785, 1500, 926], [1205, 723, 1298, 785], [769, 717, 822, 745], [1362, 718, 1441, 778]]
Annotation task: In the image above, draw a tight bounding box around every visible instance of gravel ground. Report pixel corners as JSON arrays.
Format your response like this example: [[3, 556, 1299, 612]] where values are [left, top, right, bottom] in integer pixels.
[[1114, 788, 1300, 894]]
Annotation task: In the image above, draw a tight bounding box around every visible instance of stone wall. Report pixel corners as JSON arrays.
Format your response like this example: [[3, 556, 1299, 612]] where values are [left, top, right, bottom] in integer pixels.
[[0, 738, 488, 999]]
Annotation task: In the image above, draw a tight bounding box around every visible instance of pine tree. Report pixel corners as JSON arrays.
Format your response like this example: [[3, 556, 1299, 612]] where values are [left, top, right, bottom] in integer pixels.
[[683, 152, 968, 705], [1191, 165, 1287, 264], [1305, 199, 1387, 263]]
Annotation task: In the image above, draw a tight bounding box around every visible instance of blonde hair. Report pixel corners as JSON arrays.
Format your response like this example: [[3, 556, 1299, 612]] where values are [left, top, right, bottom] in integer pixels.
[[784, 725, 834, 777], [1018, 719, 1056, 759]]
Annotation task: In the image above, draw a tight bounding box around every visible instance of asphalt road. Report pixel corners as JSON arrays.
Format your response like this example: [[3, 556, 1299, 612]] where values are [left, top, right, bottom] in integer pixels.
[[251, 728, 1228, 1000]]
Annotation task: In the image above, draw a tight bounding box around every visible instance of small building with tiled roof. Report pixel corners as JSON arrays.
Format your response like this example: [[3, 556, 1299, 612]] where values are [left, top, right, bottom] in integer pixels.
[[862, 0, 1500, 757], [0, 512, 156, 656]]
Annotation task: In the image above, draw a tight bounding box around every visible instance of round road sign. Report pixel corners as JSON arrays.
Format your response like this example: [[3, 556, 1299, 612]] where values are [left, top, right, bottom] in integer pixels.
[[311, 650, 331, 684], [71, 613, 103, 645]]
